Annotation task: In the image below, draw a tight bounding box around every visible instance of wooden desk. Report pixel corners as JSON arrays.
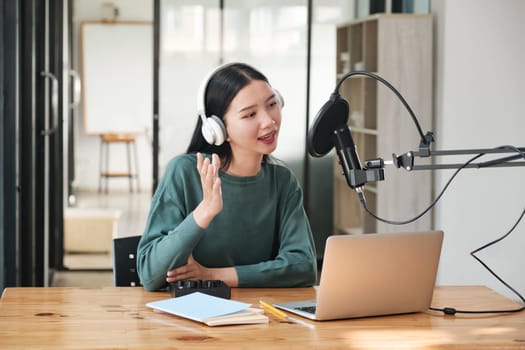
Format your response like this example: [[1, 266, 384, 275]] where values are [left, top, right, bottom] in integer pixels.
[[1, 286, 524, 349]]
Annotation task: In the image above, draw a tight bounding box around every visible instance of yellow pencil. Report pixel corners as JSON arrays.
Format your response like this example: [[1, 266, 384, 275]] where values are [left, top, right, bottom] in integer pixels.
[[259, 300, 288, 321], [259, 300, 316, 329]]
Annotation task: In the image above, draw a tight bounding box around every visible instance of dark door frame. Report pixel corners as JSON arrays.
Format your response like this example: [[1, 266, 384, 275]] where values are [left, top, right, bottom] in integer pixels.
[[1, 0, 20, 289], [0, 0, 64, 289], [48, 0, 66, 273], [152, 0, 160, 193]]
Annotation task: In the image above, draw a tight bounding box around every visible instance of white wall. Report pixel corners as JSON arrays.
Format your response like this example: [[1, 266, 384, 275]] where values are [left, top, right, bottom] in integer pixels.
[[432, 0, 525, 301], [73, 0, 153, 192]]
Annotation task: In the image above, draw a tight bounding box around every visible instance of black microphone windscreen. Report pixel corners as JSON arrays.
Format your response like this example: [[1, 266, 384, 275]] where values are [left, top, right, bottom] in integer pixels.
[[307, 96, 349, 157]]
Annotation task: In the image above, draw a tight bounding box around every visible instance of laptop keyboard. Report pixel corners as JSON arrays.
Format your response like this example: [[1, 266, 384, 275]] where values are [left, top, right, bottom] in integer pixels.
[[296, 305, 317, 314]]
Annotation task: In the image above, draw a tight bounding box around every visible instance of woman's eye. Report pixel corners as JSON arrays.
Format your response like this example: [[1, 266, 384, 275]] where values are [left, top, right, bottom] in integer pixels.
[[243, 112, 256, 119], [268, 97, 281, 109]]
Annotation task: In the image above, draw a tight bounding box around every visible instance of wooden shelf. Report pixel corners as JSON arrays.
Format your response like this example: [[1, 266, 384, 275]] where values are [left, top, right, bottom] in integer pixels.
[[333, 14, 433, 234]]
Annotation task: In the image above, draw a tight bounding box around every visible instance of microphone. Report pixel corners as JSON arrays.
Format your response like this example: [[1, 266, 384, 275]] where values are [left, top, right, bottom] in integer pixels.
[[308, 93, 368, 189]]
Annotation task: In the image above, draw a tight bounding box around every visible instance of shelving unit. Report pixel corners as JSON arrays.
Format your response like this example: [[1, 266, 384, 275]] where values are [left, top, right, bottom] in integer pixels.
[[333, 14, 433, 234]]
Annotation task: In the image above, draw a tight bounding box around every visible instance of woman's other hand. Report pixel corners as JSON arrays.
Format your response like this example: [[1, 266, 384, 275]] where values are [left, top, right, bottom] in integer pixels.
[[166, 255, 239, 287], [166, 255, 211, 282], [193, 152, 223, 229]]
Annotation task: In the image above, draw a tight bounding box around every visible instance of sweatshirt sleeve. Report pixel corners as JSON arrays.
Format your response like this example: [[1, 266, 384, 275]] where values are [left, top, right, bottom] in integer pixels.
[[136, 156, 204, 291], [235, 173, 318, 287]]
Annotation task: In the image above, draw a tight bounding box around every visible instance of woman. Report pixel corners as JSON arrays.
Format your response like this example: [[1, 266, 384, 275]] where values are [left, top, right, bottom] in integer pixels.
[[137, 62, 317, 291]]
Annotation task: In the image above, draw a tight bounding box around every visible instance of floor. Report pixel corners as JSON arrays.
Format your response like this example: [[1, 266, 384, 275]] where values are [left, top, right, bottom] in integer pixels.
[[51, 189, 151, 288]]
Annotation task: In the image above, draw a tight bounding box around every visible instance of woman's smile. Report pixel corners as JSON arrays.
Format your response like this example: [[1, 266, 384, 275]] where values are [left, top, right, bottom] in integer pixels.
[[258, 130, 278, 145]]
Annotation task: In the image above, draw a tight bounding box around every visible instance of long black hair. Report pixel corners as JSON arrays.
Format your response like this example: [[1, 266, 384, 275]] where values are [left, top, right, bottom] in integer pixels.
[[186, 62, 271, 170]]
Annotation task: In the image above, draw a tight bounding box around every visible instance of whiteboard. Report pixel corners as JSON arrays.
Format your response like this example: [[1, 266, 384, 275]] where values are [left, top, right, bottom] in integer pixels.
[[80, 21, 153, 135]]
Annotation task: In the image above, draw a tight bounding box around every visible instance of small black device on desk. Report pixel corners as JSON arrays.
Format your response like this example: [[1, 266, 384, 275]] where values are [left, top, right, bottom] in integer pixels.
[[169, 279, 231, 299]]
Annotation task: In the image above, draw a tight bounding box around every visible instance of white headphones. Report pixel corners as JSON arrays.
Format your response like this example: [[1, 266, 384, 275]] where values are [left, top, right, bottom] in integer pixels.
[[196, 63, 231, 146], [196, 63, 284, 146]]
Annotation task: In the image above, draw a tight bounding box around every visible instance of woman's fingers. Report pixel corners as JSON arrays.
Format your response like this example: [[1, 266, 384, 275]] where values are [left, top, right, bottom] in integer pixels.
[[197, 153, 220, 194], [166, 255, 208, 283], [197, 152, 204, 172], [212, 153, 220, 178], [193, 153, 223, 226]]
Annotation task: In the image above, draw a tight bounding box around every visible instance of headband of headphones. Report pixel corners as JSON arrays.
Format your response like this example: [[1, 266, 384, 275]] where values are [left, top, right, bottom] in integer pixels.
[[196, 62, 284, 121], [196, 62, 235, 125]]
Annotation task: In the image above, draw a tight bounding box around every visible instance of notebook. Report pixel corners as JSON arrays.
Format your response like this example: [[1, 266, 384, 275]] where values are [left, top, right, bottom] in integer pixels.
[[147, 292, 268, 326], [274, 230, 444, 321]]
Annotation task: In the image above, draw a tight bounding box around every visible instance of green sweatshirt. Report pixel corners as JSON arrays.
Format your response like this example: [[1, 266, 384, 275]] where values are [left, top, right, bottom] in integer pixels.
[[137, 153, 318, 291]]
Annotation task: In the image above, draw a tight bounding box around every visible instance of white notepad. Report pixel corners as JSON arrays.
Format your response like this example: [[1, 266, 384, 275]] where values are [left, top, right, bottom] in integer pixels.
[[146, 292, 268, 326]]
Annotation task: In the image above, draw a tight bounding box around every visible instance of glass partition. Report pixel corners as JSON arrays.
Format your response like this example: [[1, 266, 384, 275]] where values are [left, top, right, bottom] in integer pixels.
[[159, 1, 221, 171], [223, 0, 308, 182], [308, 0, 355, 257]]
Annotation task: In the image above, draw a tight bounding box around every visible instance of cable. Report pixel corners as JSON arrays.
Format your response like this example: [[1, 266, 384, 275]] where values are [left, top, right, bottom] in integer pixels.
[[335, 70, 428, 145], [429, 198, 525, 315], [430, 146, 525, 315], [359, 145, 525, 315], [358, 152, 483, 225]]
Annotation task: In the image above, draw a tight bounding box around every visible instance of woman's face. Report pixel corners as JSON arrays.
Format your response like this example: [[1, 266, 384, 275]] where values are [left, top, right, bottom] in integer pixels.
[[223, 80, 282, 159]]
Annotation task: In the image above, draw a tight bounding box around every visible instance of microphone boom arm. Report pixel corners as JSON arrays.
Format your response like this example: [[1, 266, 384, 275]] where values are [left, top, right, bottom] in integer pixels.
[[390, 147, 525, 171]]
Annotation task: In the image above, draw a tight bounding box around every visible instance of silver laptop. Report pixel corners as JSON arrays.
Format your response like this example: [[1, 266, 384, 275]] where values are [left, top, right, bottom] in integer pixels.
[[274, 230, 443, 321]]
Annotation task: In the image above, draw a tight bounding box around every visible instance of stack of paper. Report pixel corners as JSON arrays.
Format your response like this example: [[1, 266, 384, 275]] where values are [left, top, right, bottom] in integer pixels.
[[146, 292, 269, 326]]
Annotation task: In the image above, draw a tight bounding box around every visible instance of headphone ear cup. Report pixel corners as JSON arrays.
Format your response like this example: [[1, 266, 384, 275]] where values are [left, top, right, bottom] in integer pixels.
[[208, 115, 227, 145], [201, 116, 215, 145], [273, 89, 284, 108], [201, 115, 227, 146]]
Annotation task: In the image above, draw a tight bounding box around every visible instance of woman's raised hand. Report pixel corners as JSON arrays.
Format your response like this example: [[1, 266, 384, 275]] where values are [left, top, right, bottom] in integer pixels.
[[192, 152, 223, 229]]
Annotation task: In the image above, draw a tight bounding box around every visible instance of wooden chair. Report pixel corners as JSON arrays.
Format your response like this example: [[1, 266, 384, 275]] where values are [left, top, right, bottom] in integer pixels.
[[112, 235, 142, 287], [99, 133, 140, 193]]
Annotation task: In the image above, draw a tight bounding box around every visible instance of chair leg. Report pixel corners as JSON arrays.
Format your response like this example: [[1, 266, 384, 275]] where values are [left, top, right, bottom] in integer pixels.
[[126, 141, 133, 192], [105, 139, 110, 194], [132, 140, 140, 192], [98, 139, 104, 193]]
